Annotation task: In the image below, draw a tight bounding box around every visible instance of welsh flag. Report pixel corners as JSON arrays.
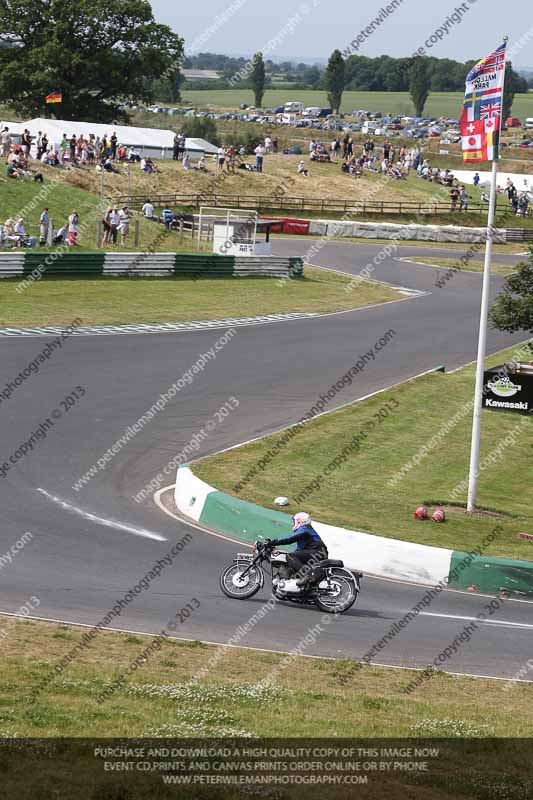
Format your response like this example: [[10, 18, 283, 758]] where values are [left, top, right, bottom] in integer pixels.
[[460, 42, 506, 163]]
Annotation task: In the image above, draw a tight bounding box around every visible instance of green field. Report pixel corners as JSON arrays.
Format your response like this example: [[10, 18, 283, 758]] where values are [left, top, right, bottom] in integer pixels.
[[195, 343, 533, 561], [180, 89, 533, 119]]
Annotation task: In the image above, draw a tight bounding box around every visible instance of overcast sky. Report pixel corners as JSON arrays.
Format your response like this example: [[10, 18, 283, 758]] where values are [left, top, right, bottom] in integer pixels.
[[151, 0, 532, 67]]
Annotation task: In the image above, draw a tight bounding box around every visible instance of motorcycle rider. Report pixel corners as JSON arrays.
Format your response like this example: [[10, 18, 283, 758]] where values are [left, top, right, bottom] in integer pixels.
[[268, 512, 328, 587]]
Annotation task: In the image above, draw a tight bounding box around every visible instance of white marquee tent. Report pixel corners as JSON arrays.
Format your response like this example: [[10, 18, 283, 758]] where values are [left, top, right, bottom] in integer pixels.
[[0, 118, 219, 160]]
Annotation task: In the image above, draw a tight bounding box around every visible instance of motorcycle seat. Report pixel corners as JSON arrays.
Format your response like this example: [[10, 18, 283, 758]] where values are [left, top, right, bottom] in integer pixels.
[[317, 559, 344, 568]]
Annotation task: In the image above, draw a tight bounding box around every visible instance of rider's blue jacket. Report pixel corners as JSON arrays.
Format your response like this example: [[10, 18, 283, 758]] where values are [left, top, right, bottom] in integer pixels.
[[274, 524, 326, 552]]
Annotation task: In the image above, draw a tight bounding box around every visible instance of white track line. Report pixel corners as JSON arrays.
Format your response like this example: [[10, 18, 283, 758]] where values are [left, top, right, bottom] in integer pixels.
[[37, 488, 167, 542], [421, 612, 533, 630]]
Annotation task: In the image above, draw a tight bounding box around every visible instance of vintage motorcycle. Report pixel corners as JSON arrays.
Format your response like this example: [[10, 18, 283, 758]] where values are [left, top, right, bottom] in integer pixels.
[[219, 539, 361, 614]]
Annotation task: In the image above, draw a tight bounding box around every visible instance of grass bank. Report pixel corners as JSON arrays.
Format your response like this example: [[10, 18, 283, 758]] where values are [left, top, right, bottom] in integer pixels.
[[0, 266, 399, 328], [1, 616, 530, 739], [1, 173, 206, 253], [195, 344, 533, 560]]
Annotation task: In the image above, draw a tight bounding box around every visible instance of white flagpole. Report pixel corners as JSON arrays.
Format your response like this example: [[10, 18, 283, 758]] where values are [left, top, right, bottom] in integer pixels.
[[466, 40, 507, 513]]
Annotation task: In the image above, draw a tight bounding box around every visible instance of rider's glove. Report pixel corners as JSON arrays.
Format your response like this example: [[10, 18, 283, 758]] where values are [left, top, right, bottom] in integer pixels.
[[268, 539, 278, 547]]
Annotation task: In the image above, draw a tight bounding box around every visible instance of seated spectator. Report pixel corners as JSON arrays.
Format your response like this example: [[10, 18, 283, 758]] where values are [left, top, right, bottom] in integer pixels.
[[297, 160, 310, 177], [128, 146, 141, 163], [53, 224, 68, 245], [14, 217, 27, 246], [197, 156, 207, 171], [182, 154, 192, 170]]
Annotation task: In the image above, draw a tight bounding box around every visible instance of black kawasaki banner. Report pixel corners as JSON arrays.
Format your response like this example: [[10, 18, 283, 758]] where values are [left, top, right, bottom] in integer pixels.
[[483, 364, 533, 414], [2, 738, 532, 798]]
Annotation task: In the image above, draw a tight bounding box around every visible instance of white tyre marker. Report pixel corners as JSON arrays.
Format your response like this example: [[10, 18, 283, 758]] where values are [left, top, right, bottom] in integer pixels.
[[37, 488, 167, 542]]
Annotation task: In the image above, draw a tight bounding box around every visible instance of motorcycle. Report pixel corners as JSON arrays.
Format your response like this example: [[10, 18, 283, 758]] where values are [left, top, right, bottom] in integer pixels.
[[219, 539, 361, 614]]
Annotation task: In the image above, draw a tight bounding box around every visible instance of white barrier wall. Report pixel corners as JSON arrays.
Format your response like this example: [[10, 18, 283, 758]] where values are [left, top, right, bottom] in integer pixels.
[[307, 219, 507, 244], [175, 467, 454, 586]]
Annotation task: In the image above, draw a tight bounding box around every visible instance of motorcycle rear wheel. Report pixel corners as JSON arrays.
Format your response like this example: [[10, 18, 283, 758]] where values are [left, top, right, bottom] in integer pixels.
[[220, 562, 262, 599], [315, 575, 357, 614]]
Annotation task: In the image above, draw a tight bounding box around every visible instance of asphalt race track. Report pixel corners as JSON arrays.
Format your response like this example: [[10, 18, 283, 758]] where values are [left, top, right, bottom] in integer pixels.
[[1, 240, 532, 683]]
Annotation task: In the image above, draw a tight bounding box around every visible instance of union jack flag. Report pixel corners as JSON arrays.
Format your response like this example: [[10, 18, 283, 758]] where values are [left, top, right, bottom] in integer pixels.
[[480, 100, 501, 120], [466, 43, 506, 81]]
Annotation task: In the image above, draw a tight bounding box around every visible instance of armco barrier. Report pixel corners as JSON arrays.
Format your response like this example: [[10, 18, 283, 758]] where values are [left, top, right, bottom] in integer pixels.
[[175, 466, 533, 597], [0, 252, 304, 280]]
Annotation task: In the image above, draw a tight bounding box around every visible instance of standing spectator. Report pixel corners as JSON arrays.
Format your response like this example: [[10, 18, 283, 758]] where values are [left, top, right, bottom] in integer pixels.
[[118, 206, 131, 246], [342, 133, 349, 157], [39, 208, 49, 246], [41, 132, 48, 156], [1, 127, 10, 158], [254, 143, 265, 172], [68, 210, 79, 245], [347, 136, 353, 157], [272, 136, 278, 154], [473, 172, 480, 187], [36, 131, 43, 159], [173, 133, 180, 160], [383, 139, 391, 161], [264, 135, 271, 153], [22, 129, 32, 157], [333, 138, 341, 158], [142, 199, 154, 219], [110, 132, 118, 160], [109, 207, 120, 244], [459, 185, 469, 211], [60, 134, 68, 163], [102, 207, 112, 246], [217, 146, 226, 172], [162, 205, 174, 231], [225, 145, 235, 173], [450, 186, 460, 211], [69, 134, 76, 164]]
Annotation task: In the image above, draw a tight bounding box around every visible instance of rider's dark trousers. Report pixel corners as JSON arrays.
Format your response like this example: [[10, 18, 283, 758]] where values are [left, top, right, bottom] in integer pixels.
[[287, 548, 327, 581]]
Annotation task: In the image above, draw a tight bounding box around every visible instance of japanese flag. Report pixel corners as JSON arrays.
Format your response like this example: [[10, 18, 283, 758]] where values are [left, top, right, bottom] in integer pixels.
[[461, 133, 483, 151]]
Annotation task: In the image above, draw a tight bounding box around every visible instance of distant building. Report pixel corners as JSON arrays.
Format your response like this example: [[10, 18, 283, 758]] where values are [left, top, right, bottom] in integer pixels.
[[182, 69, 220, 81]]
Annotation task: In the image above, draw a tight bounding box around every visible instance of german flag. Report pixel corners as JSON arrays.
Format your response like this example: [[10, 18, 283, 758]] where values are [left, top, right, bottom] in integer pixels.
[[45, 92, 62, 104]]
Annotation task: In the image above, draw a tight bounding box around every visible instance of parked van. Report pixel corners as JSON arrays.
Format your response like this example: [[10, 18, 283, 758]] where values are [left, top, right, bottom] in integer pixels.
[[303, 106, 321, 117], [284, 101, 304, 113], [525, 118, 533, 130], [280, 113, 297, 125]]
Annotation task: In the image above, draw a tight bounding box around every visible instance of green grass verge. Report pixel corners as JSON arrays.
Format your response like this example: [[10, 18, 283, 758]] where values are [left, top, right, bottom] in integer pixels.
[[402, 256, 517, 276], [0, 266, 399, 328], [1, 617, 531, 739], [299, 236, 526, 254], [195, 343, 533, 560]]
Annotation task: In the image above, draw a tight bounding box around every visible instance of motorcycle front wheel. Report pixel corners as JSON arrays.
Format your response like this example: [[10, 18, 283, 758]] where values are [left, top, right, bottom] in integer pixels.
[[315, 575, 357, 614], [219, 562, 262, 599]]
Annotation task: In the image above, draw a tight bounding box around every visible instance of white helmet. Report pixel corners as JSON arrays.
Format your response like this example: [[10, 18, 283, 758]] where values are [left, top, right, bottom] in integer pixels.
[[292, 511, 311, 531]]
